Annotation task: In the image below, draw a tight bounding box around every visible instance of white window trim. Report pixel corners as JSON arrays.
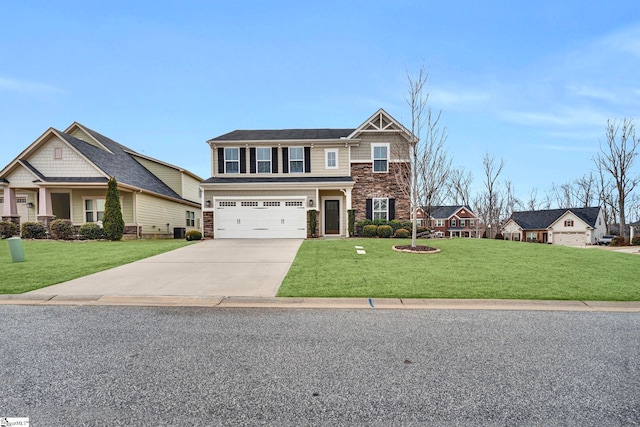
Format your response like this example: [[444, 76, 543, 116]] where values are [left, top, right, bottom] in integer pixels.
[[371, 143, 390, 173], [186, 210, 195, 227], [373, 197, 389, 221], [325, 149, 338, 169], [256, 147, 271, 174], [289, 146, 304, 173], [83, 197, 106, 223], [82, 196, 123, 223], [225, 147, 240, 174]]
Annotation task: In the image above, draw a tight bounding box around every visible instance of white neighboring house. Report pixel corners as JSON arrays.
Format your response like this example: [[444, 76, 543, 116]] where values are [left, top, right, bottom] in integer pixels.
[[501, 207, 606, 246]]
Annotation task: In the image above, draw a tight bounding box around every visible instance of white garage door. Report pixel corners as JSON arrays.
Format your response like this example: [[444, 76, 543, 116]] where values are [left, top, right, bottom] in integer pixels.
[[215, 199, 307, 239], [554, 232, 585, 246]]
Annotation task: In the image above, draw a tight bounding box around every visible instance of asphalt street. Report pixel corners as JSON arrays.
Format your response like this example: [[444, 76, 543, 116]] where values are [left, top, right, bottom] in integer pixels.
[[2, 306, 639, 426]]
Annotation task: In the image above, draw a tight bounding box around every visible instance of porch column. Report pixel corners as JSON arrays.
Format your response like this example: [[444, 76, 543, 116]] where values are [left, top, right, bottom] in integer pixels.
[[341, 188, 352, 237], [38, 187, 53, 217], [3, 186, 18, 217]]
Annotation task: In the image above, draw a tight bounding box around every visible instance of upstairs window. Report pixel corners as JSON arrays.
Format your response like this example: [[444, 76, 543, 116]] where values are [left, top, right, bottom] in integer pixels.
[[372, 144, 389, 172], [256, 147, 271, 173], [289, 147, 304, 173], [325, 149, 338, 169], [564, 219, 574, 227], [451, 219, 457, 227], [225, 148, 239, 173]]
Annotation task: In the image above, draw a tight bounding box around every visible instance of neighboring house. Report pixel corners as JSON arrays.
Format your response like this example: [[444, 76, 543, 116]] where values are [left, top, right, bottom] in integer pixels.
[[416, 205, 479, 237], [200, 109, 414, 238], [0, 123, 202, 238], [501, 207, 606, 246]]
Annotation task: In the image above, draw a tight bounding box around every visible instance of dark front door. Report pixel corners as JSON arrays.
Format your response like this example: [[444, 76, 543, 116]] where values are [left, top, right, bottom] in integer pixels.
[[324, 200, 340, 234]]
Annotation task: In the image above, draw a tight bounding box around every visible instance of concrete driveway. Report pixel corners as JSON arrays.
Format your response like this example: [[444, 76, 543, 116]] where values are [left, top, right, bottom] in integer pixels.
[[27, 239, 303, 298]]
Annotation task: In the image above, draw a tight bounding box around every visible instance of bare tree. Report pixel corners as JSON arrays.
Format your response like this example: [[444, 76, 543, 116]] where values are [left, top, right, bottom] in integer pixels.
[[594, 118, 640, 238], [395, 66, 451, 248], [502, 179, 521, 222], [527, 187, 539, 211], [550, 182, 575, 209], [448, 167, 473, 206], [481, 152, 505, 238], [574, 173, 596, 208]]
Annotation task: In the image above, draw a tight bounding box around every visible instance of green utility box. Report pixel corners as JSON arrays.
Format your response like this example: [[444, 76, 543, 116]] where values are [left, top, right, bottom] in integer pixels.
[[8, 236, 25, 262]]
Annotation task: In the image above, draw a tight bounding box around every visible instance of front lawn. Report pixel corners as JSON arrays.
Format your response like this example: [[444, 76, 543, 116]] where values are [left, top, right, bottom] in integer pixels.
[[278, 238, 640, 301], [0, 239, 193, 294]]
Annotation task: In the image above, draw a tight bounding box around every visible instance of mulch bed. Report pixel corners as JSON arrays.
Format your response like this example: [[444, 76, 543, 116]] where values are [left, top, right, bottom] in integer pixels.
[[393, 245, 440, 254]]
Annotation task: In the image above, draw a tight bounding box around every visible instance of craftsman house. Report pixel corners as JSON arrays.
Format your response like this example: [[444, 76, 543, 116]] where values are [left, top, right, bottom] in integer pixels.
[[501, 207, 606, 246], [0, 123, 202, 238], [200, 109, 414, 238]]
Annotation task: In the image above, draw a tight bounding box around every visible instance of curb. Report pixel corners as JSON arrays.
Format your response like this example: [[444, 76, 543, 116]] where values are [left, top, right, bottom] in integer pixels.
[[1, 294, 639, 312]]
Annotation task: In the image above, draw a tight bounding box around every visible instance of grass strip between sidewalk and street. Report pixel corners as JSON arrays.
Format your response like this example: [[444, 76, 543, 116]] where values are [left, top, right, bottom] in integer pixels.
[[278, 238, 640, 301], [0, 239, 193, 294]]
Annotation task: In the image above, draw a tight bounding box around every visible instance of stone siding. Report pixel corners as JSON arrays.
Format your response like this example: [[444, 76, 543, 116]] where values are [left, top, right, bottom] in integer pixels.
[[351, 162, 410, 222], [203, 211, 214, 238]]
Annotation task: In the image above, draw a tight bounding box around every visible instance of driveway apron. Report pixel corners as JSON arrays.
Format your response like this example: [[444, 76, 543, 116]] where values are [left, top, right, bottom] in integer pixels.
[[27, 239, 303, 298]]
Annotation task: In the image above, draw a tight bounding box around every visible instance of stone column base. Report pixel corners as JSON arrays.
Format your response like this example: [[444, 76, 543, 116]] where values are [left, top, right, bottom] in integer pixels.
[[1, 216, 21, 226]]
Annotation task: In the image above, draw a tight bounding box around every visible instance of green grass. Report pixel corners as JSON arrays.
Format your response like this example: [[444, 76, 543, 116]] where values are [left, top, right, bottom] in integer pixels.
[[0, 239, 193, 294], [278, 238, 640, 301]]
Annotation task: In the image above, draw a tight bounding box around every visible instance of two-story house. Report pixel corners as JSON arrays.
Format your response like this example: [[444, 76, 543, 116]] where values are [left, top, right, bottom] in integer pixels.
[[200, 109, 414, 238], [1, 123, 202, 238], [415, 205, 479, 237]]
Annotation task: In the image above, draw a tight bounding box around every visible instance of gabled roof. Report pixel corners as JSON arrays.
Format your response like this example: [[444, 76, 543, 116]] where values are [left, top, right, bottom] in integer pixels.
[[509, 207, 601, 230], [207, 108, 416, 144], [1, 123, 200, 204], [430, 205, 475, 219], [347, 108, 415, 142], [62, 123, 189, 201], [209, 129, 354, 142]]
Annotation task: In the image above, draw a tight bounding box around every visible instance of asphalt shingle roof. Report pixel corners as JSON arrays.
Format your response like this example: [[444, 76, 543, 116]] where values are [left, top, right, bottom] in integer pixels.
[[509, 207, 601, 229], [430, 205, 474, 219], [54, 125, 190, 202], [209, 129, 355, 142]]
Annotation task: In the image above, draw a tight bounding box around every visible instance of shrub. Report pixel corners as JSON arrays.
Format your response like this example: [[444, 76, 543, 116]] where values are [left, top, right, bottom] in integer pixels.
[[372, 218, 389, 226], [186, 230, 202, 241], [103, 176, 124, 241], [356, 219, 372, 236], [308, 210, 318, 237], [417, 226, 428, 234], [21, 222, 47, 239], [389, 220, 403, 233], [394, 228, 409, 238], [495, 233, 504, 240], [79, 223, 105, 240], [632, 236, 640, 246], [402, 221, 413, 231], [362, 224, 378, 238], [50, 219, 75, 240], [0, 221, 19, 238], [377, 225, 393, 238], [348, 209, 356, 237], [611, 236, 628, 246]]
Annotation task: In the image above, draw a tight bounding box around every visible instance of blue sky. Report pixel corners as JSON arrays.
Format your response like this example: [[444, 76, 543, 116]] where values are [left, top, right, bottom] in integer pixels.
[[2, 1, 639, 204]]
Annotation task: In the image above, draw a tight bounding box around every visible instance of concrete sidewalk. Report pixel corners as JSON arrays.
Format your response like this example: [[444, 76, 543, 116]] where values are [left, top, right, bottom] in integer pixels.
[[25, 239, 303, 298]]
